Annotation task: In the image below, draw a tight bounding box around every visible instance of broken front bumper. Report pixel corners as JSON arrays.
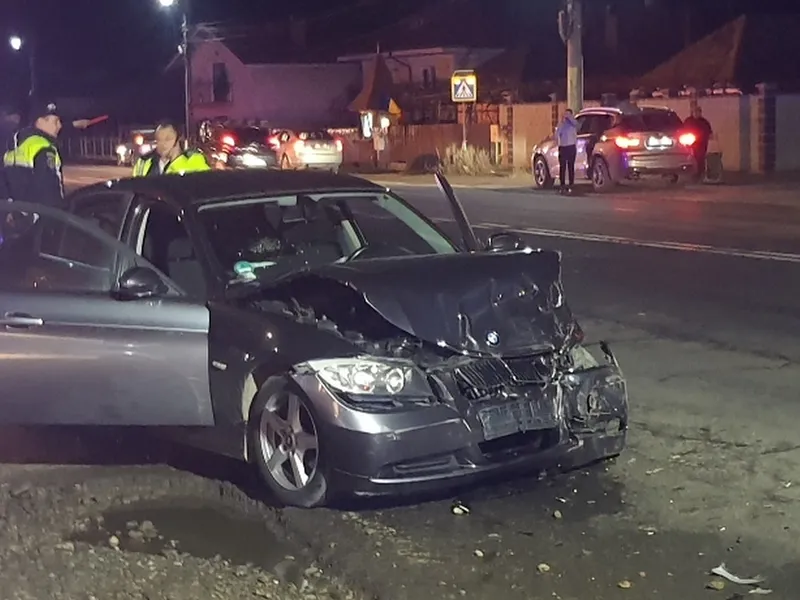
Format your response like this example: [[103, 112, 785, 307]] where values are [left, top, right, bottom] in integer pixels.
[[295, 343, 628, 498]]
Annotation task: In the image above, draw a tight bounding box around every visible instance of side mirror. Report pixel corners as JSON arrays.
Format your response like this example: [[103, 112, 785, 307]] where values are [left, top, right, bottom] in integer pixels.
[[116, 266, 168, 300], [486, 231, 524, 253]]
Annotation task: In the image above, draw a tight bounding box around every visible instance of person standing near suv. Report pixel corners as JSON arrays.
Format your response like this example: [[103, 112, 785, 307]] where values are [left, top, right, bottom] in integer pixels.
[[683, 106, 713, 180], [555, 109, 579, 194]]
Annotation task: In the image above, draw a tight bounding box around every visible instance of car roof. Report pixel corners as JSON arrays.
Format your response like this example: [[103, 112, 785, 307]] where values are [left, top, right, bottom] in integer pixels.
[[579, 104, 676, 116], [77, 170, 385, 209]]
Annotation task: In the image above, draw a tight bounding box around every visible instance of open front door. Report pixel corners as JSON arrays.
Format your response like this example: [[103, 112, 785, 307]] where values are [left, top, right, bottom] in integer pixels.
[[0, 201, 214, 426], [434, 172, 480, 251]]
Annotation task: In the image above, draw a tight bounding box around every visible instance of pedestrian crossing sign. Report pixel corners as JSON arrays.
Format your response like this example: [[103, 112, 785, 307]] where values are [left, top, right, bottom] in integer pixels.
[[451, 70, 477, 103]]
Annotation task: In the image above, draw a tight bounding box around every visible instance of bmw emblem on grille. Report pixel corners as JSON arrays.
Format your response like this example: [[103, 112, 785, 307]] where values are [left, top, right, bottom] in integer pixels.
[[486, 331, 500, 346]]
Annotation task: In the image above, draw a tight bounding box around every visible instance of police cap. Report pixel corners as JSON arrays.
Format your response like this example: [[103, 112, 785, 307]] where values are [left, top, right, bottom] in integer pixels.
[[29, 100, 60, 124]]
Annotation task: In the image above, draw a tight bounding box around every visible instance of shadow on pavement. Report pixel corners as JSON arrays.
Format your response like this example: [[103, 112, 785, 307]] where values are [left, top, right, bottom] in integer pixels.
[[0, 425, 263, 499]]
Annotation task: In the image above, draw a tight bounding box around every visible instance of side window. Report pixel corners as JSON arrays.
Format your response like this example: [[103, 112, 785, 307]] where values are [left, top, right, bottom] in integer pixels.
[[71, 192, 130, 239], [40, 210, 119, 271], [593, 114, 614, 134], [0, 204, 119, 293], [137, 199, 206, 299], [577, 115, 597, 136]]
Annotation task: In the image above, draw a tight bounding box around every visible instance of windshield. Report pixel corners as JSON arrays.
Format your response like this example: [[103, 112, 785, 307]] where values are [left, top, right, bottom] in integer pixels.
[[198, 191, 458, 283], [621, 111, 683, 131]]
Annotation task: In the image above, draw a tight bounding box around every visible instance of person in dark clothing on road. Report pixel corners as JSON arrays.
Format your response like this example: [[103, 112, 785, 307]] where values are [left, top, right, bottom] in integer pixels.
[[555, 108, 579, 194], [684, 106, 713, 180], [1, 100, 68, 207]]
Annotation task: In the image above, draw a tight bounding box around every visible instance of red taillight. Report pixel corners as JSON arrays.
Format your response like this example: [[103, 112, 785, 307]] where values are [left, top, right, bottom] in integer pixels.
[[221, 134, 236, 147], [294, 139, 305, 152], [335, 139, 343, 152], [678, 132, 696, 146], [615, 136, 640, 149]]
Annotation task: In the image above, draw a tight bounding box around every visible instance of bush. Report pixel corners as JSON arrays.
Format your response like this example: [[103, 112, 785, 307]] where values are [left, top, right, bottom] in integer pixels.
[[440, 144, 493, 175]]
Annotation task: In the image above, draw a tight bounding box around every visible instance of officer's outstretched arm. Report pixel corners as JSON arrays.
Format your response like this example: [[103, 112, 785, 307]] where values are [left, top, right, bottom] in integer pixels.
[[31, 149, 64, 208]]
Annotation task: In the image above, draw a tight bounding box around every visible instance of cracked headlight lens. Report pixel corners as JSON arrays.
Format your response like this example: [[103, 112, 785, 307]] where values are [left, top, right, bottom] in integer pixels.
[[307, 358, 432, 398]]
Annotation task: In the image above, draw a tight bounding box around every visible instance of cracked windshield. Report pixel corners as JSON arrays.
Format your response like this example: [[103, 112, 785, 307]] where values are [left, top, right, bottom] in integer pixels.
[[1, 0, 798, 598]]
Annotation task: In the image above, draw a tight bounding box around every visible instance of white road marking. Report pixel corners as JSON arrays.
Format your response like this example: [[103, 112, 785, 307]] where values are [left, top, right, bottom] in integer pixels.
[[431, 218, 800, 264]]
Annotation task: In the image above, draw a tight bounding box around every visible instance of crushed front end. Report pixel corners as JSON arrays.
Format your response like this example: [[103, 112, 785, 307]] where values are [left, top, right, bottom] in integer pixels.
[[259, 251, 628, 497], [291, 329, 628, 498]]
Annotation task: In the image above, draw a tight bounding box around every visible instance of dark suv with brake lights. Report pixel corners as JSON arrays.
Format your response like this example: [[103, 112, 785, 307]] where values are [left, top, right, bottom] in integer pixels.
[[532, 105, 697, 192], [200, 125, 278, 170]]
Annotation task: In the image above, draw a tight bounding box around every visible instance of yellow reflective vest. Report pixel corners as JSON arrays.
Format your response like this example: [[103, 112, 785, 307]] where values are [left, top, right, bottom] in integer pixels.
[[132, 150, 211, 177], [2, 132, 64, 205]]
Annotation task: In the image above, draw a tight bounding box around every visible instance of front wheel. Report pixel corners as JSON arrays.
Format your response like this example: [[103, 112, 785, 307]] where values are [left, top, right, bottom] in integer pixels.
[[532, 155, 553, 189], [248, 378, 329, 508]]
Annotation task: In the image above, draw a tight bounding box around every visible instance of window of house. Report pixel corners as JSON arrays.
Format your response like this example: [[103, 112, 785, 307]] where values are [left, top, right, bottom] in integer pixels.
[[212, 62, 231, 103], [422, 67, 437, 89]]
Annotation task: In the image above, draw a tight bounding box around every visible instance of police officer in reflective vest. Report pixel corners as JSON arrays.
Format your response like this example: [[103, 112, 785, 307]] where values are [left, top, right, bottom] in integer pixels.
[[132, 120, 210, 177], [1, 101, 66, 206]]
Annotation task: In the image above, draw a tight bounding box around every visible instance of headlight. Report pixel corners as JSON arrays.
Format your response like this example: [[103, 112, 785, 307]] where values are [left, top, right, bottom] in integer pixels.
[[116, 145, 127, 156], [307, 358, 432, 399], [139, 143, 152, 154]]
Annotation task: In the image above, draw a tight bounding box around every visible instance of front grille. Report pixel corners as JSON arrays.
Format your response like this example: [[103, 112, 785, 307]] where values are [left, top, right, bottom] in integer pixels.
[[453, 354, 554, 400]]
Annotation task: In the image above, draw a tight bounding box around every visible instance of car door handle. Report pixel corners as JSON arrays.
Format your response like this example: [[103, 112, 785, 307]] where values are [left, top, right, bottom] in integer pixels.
[[0, 312, 44, 328]]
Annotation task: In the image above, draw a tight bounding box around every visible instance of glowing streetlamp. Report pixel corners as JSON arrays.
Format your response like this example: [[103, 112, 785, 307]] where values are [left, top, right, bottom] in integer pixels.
[[8, 35, 35, 97], [158, 0, 191, 139]]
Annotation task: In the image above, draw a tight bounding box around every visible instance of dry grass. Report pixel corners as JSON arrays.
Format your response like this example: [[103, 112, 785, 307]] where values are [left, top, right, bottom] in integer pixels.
[[440, 144, 494, 175]]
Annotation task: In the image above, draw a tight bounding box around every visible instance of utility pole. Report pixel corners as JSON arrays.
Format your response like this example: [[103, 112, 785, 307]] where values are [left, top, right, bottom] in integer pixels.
[[181, 12, 191, 141], [558, 0, 584, 111]]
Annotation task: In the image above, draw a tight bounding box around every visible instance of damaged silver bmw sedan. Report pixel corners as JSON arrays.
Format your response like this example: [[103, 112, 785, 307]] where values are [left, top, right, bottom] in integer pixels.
[[0, 169, 627, 507]]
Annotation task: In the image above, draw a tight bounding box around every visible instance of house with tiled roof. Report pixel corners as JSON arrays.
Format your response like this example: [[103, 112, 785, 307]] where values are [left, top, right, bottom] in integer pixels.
[[638, 14, 800, 93]]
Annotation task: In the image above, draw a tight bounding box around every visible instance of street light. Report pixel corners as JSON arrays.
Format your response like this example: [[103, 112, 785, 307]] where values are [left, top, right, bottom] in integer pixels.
[[158, 0, 191, 140], [8, 35, 35, 97]]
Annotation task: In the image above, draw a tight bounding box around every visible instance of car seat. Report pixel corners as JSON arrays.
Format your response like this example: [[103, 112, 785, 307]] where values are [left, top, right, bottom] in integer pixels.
[[166, 237, 206, 298]]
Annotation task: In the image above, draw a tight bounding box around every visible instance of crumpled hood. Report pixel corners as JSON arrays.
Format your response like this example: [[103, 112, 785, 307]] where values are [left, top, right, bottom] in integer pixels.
[[303, 250, 576, 355]]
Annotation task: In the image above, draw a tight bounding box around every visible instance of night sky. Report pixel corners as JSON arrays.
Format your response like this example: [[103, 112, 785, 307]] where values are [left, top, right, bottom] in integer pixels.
[[0, 0, 790, 104]]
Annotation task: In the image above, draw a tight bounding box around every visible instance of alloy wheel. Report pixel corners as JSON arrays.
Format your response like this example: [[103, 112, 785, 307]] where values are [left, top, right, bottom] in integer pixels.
[[534, 161, 546, 186], [258, 391, 319, 491]]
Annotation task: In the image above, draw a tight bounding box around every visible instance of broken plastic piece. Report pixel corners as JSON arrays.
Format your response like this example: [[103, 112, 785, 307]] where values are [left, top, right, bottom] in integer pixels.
[[710, 563, 764, 586], [451, 501, 470, 515]]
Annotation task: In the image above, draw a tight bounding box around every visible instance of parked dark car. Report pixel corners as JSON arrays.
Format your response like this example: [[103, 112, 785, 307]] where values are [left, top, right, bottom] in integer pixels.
[[200, 124, 278, 170], [0, 170, 628, 507]]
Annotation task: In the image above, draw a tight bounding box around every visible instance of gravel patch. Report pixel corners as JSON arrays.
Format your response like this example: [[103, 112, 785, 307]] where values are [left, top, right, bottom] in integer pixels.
[[0, 464, 364, 600]]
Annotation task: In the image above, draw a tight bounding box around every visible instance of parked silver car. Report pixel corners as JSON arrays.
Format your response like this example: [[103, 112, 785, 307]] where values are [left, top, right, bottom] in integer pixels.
[[531, 105, 697, 192], [270, 128, 343, 173]]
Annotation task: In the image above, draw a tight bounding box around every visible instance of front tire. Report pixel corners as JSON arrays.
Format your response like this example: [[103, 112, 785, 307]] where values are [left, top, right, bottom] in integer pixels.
[[533, 155, 553, 189], [248, 378, 329, 508]]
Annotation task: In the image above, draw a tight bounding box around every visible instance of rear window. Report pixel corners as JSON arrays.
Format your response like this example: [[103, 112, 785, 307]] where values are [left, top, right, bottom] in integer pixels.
[[621, 111, 682, 132], [299, 130, 333, 141]]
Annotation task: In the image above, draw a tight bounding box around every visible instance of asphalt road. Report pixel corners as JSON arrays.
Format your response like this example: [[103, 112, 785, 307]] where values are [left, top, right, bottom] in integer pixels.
[[8, 164, 800, 598]]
